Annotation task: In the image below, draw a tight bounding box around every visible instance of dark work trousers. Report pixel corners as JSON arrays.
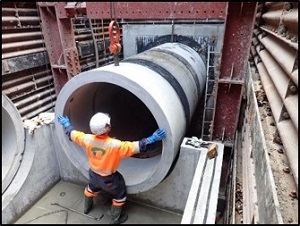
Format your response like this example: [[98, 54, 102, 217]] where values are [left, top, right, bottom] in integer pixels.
[[88, 169, 127, 201]]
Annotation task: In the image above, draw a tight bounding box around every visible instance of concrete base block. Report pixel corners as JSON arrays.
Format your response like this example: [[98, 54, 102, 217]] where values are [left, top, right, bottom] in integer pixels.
[[128, 139, 201, 213]]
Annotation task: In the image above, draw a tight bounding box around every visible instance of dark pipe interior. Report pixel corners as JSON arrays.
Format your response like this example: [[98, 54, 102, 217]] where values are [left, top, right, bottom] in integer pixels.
[[66, 82, 162, 158]]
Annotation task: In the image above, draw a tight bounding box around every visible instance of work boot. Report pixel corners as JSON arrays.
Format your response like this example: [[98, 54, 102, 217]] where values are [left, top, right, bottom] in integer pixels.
[[84, 196, 93, 214], [110, 205, 128, 224]]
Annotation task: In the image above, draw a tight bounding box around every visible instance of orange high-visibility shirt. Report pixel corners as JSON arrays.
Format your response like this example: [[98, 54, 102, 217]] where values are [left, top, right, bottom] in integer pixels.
[[70, 130, 140, 176]]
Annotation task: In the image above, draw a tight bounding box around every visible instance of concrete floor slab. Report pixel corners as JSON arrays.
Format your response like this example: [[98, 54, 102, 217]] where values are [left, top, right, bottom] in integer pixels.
[[15, 181, 182, 224]]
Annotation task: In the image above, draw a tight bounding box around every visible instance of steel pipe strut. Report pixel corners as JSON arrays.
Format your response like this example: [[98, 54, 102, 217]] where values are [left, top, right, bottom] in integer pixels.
[[2, 93, 25, 194], [258, 34, 297, 84], [255, 58, 298, 188], [256, 46, 298, 130], [55, 43, 206, 194]]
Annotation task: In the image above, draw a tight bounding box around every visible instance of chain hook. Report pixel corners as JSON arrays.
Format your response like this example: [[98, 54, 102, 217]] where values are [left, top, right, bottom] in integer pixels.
[[109, 20, 121, 55]]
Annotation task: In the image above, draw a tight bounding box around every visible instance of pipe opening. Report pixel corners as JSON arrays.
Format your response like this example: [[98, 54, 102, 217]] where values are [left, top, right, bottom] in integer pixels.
[[61, 80, 165, 187], [65, 82, 162, 159]]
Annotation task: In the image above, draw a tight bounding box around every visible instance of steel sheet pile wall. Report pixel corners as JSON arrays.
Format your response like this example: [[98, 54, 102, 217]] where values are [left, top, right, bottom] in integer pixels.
[[250, 2, 298, 187], [2, 2, 56, 120]]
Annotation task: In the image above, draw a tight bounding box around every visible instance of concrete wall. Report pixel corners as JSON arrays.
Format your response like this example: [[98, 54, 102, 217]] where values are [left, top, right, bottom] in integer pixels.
[[128, 144, 200, 214], [122, 23, 224, 58], [2, 123, 202, 223], [243, 71, 283, 224]]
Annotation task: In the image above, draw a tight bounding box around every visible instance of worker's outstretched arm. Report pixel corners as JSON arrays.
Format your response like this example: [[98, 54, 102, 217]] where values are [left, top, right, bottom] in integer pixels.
[[139, 129, 166, 152], [57, 115, 74, 141]]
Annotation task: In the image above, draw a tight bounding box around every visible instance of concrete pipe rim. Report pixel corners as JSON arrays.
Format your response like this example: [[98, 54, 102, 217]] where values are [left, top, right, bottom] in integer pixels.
[[55, 67, 177, 194], [2, 93, 25, 194]]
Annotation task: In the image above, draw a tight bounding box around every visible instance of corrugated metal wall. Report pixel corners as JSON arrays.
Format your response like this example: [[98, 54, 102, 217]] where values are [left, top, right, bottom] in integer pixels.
[[2, 2, 115, 120], [2, 2, 55, 120], [249, 2, 298, 185]]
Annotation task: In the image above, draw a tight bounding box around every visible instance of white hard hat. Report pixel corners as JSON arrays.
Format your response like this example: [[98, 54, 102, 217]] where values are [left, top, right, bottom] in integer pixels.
[[89, 112, 111, 135]]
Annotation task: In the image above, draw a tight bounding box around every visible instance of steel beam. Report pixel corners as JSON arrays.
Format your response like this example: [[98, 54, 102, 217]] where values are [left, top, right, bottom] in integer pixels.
[[213, 2, 257, 142], [86, 2, 227, 20], [37, 3, 81, 95]]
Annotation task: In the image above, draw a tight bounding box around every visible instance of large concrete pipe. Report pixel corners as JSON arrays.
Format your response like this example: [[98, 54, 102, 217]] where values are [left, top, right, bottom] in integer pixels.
[[2, 93, 25, 194], [55, 42, 206, 193]]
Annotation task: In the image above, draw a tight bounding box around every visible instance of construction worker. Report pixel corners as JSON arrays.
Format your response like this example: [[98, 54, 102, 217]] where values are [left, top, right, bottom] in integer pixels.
[[57, 112, 166, 224]]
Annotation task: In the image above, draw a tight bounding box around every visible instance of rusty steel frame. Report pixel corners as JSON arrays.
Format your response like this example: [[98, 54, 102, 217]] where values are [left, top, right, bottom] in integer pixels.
[[212, 2, 257, 143], [85, 2, 227, 20], [52, 2, 227, 20], [37, 2, 81, 95]]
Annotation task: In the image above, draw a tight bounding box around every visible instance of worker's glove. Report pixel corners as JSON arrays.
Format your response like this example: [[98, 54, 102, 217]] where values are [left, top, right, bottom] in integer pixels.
[[57, 115, 71, 129], [146, 129, 166, 144]]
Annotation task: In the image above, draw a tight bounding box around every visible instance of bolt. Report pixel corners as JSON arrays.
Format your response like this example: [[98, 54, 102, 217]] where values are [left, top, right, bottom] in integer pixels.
[[277, 148, 284, 154], [278, 24, 287, 35], [289, 190, 297, 199], [273, 134, 282, 144], [285, 3, 293, 11], [282, 112, 290, 119], [283, 167, 290, 173], [291, 36, 297, 43], [289, 85, 297, 94]]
